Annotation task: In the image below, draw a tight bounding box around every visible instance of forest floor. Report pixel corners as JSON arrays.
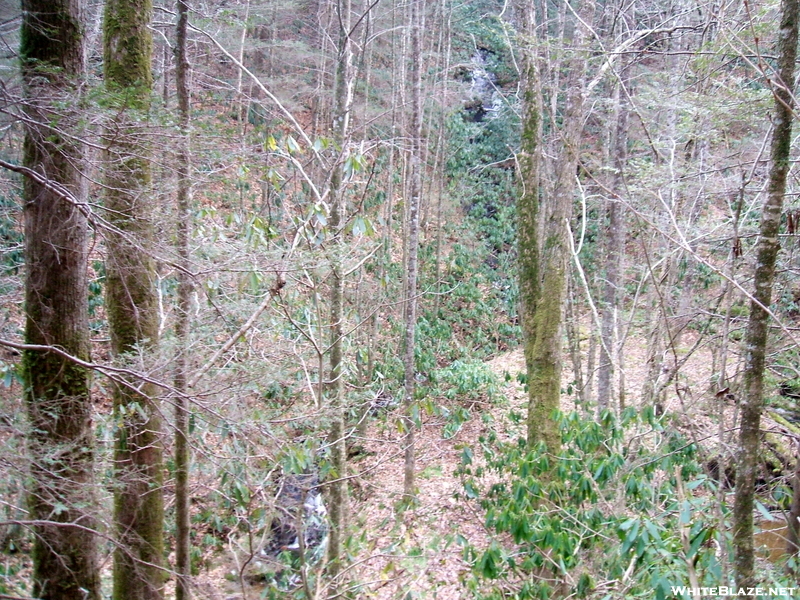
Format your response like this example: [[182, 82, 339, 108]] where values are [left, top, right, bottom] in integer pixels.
[[345, 332, 718, 600], [196, 328, 756, 599], [7, 328, 788, 599], [347, 348, 531, 600]]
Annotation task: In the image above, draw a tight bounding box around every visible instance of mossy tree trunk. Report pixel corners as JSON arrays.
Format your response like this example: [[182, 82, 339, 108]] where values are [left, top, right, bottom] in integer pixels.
[[515, 0, 545, 449], [518, 0, 593, 452], [20, 1, 101, 598], [174, 0, 193, 597], [103, 0, 166, 598], [733, 0, 799, 588], [326, 0, 353, 588]]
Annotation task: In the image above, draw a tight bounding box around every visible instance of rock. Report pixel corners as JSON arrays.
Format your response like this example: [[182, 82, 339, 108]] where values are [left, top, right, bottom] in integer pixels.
[[369, 390, 395, 416], [262, 471, 327, 558]]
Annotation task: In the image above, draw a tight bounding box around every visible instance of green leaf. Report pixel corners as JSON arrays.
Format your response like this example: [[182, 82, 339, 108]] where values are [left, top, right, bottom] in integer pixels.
[[3, 367, 13, 388], [464, 480, 479, 499], [232, 481, 250, 507], [411, 402, 421, 427], [264, 167, 284, 184], [643, 519, 660, 542], [312, 204, 328, 226], [248, 271, 261, 291], [686, 477, 706, 490], [576, 573, 593, 598], [680, 500, 691, 525], [286, 135, 302, 154], [593, 463, 605, 481], [477, 543, 502, 579], [654, 577, 667, 600], [688, 528, 709, 559], [343, 153, 367, 179], [621, 519, 640, 555], [510, 518, 531, 543], [756, 501, 778, 521], [312, 137, 330, 152], [352, 216, 366, 236]]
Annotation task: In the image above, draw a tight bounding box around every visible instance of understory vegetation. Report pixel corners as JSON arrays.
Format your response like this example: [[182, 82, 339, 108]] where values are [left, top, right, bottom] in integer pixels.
[[461, 406, 798, 599], [1, 0, 800, 599]]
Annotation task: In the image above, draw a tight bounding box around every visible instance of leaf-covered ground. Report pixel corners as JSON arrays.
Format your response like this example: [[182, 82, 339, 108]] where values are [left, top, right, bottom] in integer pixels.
[[348, 331, 721, 599]]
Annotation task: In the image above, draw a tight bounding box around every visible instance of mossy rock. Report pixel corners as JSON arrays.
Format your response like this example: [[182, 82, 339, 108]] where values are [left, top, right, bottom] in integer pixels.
[[763, 410, 800, 477]]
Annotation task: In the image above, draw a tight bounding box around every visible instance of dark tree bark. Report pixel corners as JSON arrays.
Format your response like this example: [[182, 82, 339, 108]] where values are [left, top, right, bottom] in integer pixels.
[[732, 0, 799, 587], [20, 1, 101, 598], [174, 0, 193, 598], [103, 0, 166, 598], [787, 444, 800, 562]]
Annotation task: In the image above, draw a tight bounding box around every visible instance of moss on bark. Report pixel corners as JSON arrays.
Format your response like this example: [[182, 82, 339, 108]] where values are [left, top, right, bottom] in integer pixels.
[[103, 0, 165, 597], [733, 0, 799, 587], [21, 2, 101, 598], [103, 0, 153, 103], [518, 0, 592, 454]]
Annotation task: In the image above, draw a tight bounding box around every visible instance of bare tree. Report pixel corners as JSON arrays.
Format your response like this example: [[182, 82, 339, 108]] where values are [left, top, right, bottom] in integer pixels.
[[519, 0, 594, 450], [402, 0, 423, 500], [597, 74, 629, 415], [20, 0, 101, 597], [174, 0, 193, 598], [103, 0, 166, 597], [514, 0, 546, 447], [732, 0, 799, 587], [326, 0, 354, 586]]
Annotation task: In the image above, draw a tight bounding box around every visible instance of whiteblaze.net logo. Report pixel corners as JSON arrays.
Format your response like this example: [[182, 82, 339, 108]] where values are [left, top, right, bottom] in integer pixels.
[[670, 586, 797, 598]]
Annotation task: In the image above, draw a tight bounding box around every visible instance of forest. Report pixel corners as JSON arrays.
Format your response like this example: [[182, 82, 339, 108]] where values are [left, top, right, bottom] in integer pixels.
[[1, 0, 800, 598]]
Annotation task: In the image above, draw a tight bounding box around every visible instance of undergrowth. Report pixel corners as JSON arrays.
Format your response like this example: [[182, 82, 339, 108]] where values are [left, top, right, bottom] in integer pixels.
[[458, 408, 797, 600]]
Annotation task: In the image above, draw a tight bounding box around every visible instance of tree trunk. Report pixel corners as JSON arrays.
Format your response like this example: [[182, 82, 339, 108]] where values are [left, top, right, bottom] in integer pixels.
[[585, 318, 597, 409], [20, 1, 101, 598], [565, 278, 585, 405], [520, 0, 593, 452], [402, 0, 423, 500], [104, 0, 166, 598], [174, 0, 193, 597], [597, 82, 628, 415], [236, 0, 250, 137], [732, 0, 799, 587], [787, 441, 800, 564], [326, 0, 353, 586], [641, 258, 669, 412], [516, 0, 546, 449], [716, 181, 745, 393]]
